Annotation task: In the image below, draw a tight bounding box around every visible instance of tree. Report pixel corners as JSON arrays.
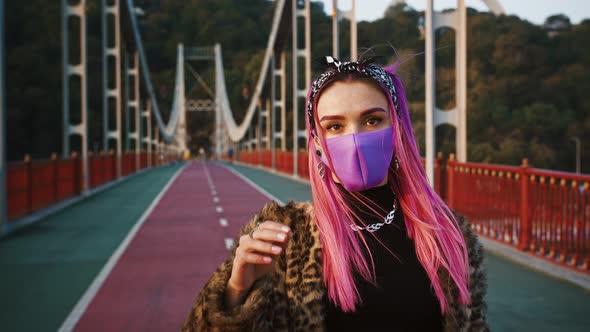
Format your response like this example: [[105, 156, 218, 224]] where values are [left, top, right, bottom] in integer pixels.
[[4, 1, 588, 173]]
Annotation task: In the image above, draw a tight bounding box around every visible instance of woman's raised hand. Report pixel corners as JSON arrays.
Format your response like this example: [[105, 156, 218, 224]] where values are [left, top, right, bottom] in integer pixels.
[[225, 220, 291, 309]]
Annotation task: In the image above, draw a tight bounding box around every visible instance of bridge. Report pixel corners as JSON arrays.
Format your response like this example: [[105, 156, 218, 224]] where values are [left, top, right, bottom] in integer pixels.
[[0, 0, 589, 331]]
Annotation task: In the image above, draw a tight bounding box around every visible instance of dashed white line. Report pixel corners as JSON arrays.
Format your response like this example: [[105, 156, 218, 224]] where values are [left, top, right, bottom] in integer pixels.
[[203, 161, 215, 188], [224, 238, 235, 250], [204, 162, 235, 251]]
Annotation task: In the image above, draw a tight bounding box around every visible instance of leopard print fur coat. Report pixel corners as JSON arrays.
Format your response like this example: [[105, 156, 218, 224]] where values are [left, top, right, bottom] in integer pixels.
[[182, 200, 489, 332]]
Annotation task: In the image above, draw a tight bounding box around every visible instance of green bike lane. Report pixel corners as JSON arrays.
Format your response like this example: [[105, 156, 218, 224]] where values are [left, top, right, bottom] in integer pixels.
[[0, 162, 185, 332], [224, 161, 590, 332]]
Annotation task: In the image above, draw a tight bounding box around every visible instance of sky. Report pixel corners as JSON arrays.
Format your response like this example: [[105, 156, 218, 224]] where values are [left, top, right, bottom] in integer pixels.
[[318, 0, 590, 25]]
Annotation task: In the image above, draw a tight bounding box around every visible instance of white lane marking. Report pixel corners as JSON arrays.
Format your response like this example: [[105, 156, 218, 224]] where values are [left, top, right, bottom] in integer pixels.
[[224, 238, 235, 250], [58, 162, 190, 332], [203, 161, 215, 189], [205, 163, 237, 251], [220, 164, 285, 206]]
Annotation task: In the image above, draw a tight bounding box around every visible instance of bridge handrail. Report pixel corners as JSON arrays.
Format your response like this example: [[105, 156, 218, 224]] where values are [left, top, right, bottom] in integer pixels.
[[449, 159, 590, 183], [529, 168, 590, 184], [447, 158, 589, 271], [447, 160, 520, 173], [232, 151, 590, 273], [4, 151, 179, 223]]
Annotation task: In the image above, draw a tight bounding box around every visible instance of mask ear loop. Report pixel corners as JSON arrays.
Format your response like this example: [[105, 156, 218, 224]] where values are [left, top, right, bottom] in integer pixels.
[[306, 87, 327, 181], [311, 95, 336, 183], [309, 73, 339, 182], [311, 128, 327, 180]]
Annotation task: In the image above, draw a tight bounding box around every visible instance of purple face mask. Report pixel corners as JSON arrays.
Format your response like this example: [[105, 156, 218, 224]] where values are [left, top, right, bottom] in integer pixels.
[[320, 127, 394, 192]]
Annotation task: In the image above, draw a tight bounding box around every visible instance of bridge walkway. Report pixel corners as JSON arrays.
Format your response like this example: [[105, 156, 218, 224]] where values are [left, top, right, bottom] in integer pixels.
[[0, 161, 588, 331]]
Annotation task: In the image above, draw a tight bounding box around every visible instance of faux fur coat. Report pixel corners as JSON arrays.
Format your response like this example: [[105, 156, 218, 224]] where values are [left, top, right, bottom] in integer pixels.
[[182, 200, 489, 332]]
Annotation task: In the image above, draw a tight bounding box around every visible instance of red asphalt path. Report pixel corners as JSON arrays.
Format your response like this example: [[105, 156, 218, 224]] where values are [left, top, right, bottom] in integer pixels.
[[73, 161, 272, 332]]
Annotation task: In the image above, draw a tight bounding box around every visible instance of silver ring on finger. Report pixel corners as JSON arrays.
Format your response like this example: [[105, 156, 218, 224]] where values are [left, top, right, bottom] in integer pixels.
[[249, 221, 263, 240]]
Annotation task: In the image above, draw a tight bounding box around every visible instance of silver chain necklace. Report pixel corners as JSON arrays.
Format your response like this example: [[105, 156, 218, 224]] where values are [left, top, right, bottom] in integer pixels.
[[350, 197, 398, 233]]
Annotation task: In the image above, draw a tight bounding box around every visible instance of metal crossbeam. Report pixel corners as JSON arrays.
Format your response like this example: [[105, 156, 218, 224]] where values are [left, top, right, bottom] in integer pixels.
[[186, 99, 215, 112], [185, 47, 215, 60]]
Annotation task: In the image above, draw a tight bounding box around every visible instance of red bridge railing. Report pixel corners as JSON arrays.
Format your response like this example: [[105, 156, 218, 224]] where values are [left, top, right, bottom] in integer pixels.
[[229, 150, 590, 273], [447, 157, 590, 272], [6, 150, 178, 222]]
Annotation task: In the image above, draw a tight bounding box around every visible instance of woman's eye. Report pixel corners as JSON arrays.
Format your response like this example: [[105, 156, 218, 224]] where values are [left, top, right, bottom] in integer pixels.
[[326, 124, 342, 132], [365, 117, 382, 126]]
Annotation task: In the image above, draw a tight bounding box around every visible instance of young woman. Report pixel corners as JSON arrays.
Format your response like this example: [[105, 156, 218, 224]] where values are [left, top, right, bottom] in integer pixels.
[[182, 56, 489, 332]]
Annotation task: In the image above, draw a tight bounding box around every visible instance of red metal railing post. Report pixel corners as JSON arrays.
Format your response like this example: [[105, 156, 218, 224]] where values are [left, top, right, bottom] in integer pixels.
[[519, 158, 532, 251], [110, 149, 116, 182], [72, 151, 81, 195], [435, 152, 445, 199], [98, 150, 103, 186], [90, 150, 95, 188], [557, 178, 567, 262], [51, 152, 58, 203], [583, 182, 590, 270], [24, 154, 32, 214], [447, 153, 456, 209]]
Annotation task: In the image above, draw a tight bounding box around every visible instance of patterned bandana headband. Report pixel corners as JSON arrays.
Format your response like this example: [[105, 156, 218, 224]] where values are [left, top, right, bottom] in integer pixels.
[[307, 56, 400, 135]]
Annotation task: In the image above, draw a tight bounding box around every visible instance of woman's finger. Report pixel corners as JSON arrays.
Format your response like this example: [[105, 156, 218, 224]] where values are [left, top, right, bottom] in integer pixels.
[[257, 220, 291, 233], [235, 250, 273, 265], [249, 227, 289, 244], [241, 237, 283, 255]]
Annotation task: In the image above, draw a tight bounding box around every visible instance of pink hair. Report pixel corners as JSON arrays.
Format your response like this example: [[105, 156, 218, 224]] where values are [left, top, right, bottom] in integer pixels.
[[306, 63, 471, 313]]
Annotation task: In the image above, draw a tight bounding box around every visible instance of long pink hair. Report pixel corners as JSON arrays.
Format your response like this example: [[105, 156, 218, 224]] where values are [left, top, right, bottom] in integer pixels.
[[306, 63, 471, 313]]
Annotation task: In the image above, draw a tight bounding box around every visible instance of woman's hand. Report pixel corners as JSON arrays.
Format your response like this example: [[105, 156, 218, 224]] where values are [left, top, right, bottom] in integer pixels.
[[225, 220, 291, 309]]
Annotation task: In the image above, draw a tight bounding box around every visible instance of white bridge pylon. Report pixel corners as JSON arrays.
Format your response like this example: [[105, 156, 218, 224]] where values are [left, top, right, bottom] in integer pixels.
[[202, 0, 312, 174], [423, 0, 504, 185], [61, 0, 190, 197], [213, 0, 291, 147], [185, 0, 506, 183]]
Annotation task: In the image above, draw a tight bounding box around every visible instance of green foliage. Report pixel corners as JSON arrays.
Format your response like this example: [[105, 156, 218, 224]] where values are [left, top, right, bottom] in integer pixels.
[[4, 1, 589, 174]]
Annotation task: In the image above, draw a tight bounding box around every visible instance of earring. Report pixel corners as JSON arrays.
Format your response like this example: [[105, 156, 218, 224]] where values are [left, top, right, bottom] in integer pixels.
[[317, 161, 326, 179], [394, 156, 400, 171]]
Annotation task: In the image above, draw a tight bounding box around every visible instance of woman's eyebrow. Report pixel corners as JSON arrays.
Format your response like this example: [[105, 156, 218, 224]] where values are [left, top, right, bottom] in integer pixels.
[[319, 107, 386, 122], [319, 115, 345, 122], [360, 107, 387, 117]]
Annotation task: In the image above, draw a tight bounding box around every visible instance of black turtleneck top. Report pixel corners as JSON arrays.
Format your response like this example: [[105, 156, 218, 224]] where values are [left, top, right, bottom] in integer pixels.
[[324, 183, 443, 332]]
